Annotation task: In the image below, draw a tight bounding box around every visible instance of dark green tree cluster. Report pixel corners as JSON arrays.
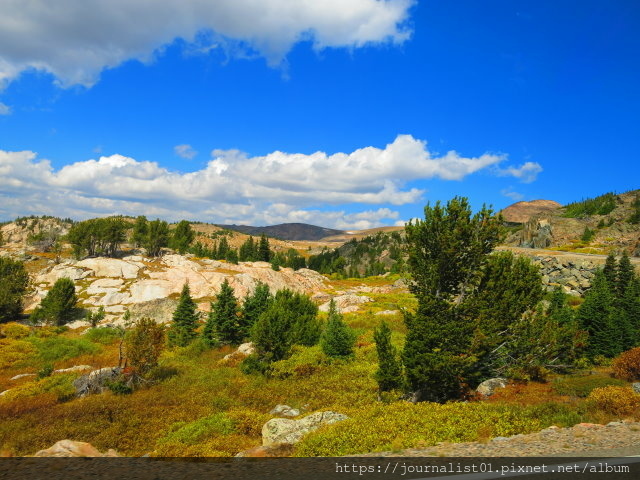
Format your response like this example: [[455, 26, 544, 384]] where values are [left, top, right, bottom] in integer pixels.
[[0, 257, 30, 323], [490, 286, 585, 381], [308, 231, 405, 278], [168, 280, 275, 349], [562, 192, 618, 218], [190, 236, 239, 264], [31, 277, 78, 326], [250, 289, 321, 363], [320, 299, 356, 358], [269, 248, 307, 271], [169, 220, 195, 254], [577, 252, 640, 358], [395, 197, 572, 402], [66, 217, 129, 258], [130, 216, 171, 257], [239, 236, 259, 262]]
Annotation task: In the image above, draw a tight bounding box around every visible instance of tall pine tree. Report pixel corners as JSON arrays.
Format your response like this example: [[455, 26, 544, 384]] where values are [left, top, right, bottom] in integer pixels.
[[204, 279, 241, 345], [258, 234, 271, 262], [320, 299, 356, 358], [402, 197, 503, 402], [168, 283, 199, 347], [241, 282, 272, 337], [373, 320, 403, 392], [577, 271, 620, 358]]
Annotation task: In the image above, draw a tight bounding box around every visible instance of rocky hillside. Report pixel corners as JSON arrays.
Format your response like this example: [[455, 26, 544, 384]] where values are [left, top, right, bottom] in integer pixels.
[[500, 199, 561, 224], [504, 190, 640, 256], [23, 254, 327, 325]]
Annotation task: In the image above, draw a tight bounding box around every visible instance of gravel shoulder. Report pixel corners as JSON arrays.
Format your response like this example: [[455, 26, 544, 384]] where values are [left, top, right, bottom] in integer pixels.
[[358, 421, 640, 457]]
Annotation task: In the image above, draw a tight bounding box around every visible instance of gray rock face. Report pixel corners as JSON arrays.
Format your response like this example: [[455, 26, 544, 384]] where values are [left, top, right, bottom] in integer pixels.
[[269, 405, 300, 418], [520, 217, 553, 249], [262, 411, 348, 446], [73, 367, 121, 396], [476, 378, 508, 397], [632, 383, 640, 394]]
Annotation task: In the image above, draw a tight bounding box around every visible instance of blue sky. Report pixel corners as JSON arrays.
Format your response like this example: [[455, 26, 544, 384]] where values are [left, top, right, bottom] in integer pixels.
[[0, 0, 638, 229]]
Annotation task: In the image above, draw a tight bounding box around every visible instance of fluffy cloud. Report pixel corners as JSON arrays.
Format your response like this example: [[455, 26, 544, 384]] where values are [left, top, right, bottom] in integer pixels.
[[0, 102, 10, 115], [0, 135, 535, 228], [495, 161, 543, 183], [0, 0, 414, 88], [174, 144, 197, 160]]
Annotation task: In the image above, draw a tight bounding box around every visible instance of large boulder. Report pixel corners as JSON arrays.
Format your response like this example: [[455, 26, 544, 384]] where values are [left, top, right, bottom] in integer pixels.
[[262, 411, 348, 446], [319, 295, 373, 313], [76, 258, 140, 279], [73, 367, 121, 397], [476, 378, 508, 397], [222, 342, 256, 362], [34, 440, 119, 457]]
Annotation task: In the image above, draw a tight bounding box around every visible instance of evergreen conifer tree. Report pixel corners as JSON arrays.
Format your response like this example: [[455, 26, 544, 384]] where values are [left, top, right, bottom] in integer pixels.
[[258, 234, 271, 262], [170, 220, 195, 254], [617, 251, 635, 298], [402, 197, 503, 402], [373, 320, 403, 392], [603, 253, 618, 287], [577, 271, 620, 358], [0, 257, 29, 323], [241, 282, 272, 336], [168, 283, 199, 347], [131, 215, 148, 247], [205, 279, 241, 345], [251, 289, 320, 362], [320, 299, 356, 358], [33, 277, 78, 326], [144, 219, 170, 257]]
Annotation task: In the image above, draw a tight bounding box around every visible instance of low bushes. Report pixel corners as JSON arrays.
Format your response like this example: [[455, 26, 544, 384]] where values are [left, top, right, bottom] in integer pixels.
[[612, 347, 640, 382], [587, 386, 640, 416], [294, 402, 574, 457], [552, 375, 627, 398]]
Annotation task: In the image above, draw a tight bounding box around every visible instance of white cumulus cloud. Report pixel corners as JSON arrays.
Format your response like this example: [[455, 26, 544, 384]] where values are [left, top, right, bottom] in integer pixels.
[[0, 135, 534, 228], [174, 144, 197, 160], [0, 102, 11, 115], [0, 0, 415, 88], [495, 161, 543, 183]]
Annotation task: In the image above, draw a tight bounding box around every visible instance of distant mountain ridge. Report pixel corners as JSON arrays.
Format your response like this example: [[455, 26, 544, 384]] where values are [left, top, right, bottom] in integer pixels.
[[216, 222, 345, 241]]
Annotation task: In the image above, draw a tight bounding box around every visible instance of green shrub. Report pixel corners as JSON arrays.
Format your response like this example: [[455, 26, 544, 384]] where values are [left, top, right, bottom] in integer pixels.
[[26, 336, 100, 364], [0, 374, 76, 402], [84, 327, 121, 345], [106, 379, 133, 395], [294, 402, 557, 457], [146, 365, 180, 383], [270, 345, 329, 379], [0, 322, 30, 339], [160, 413, 236, 445], [36, 363, 54, 379], [552, 375, 627, 398], [0, 339, 37, 368]]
